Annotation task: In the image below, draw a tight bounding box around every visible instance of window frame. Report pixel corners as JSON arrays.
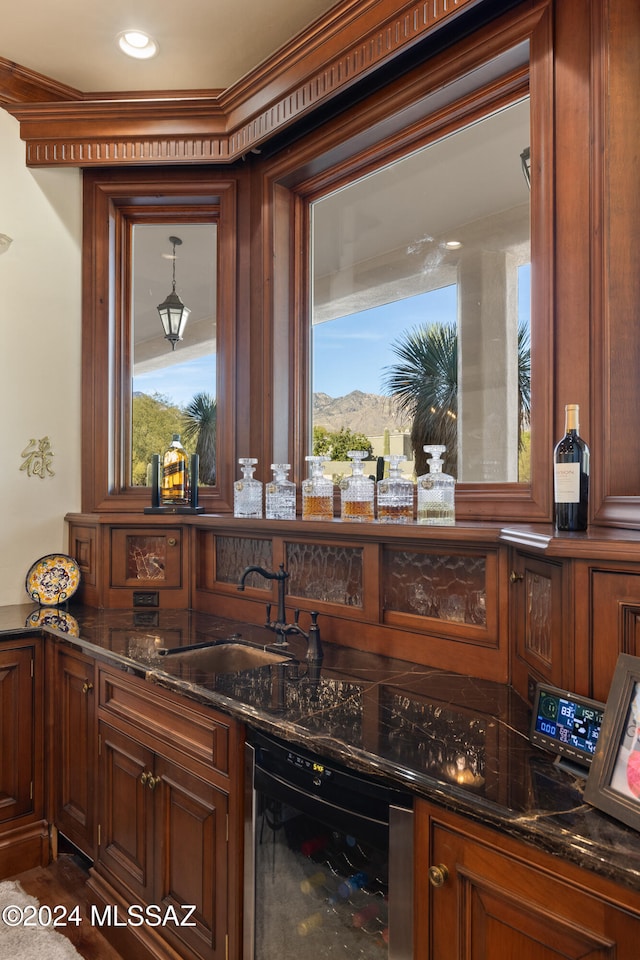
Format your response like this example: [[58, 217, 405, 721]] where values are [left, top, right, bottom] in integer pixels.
[[264, 1, 553, 522], [81, 169, 238, 514]]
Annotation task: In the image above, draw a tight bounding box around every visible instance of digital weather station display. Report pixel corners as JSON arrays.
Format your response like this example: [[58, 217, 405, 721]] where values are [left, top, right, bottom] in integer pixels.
[[530, 684, 605, 766]]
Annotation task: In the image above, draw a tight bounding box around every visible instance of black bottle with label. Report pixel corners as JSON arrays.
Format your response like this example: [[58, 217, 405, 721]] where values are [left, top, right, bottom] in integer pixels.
[[553, 403, 589, 531]]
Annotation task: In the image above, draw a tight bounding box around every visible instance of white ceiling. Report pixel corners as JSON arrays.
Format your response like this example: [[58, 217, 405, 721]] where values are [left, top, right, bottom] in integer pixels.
[[1, 7, 531, 382], [0, 0, 339, 93]]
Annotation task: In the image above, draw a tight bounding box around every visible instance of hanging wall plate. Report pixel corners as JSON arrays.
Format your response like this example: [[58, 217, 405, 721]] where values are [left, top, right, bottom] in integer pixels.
[[25, 553, 80, 606]]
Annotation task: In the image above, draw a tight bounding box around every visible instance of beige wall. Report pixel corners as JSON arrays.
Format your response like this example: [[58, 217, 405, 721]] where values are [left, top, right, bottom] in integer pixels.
[[0, 111, 82, 606]]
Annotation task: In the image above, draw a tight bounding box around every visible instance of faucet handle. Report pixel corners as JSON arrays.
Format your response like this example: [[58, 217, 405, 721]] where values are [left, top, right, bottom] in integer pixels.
[[307, 611, 323, 662]]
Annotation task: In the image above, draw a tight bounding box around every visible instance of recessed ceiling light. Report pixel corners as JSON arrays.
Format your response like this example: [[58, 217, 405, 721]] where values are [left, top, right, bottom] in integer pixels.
[[444, 240, 462, 249], [117, 30, 158, 60]]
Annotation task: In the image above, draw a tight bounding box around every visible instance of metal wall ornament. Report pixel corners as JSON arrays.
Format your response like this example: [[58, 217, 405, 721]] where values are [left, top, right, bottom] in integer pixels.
[[20, 436, 55, 478]]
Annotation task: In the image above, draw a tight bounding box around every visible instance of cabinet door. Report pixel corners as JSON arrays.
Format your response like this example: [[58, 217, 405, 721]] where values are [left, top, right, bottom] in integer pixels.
[[0, 645, 36, 823], [590, 571, 640, 701], [110, 527, 184, 587], [55, 647, 96, 857], [98, 721, 155, 904], [417, 800, 640, 960], [510, 552, 565, 701], [154, 754, 229, 960]]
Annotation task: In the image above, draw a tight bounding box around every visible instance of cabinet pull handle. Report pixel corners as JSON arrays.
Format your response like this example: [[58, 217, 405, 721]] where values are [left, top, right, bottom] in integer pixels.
[[428, 864, 449, 888], [140, 772, 149, 786], [167, 537, 177, 547], [147, 775, 160, 791], [82, 680, 94, 694], [509, 570, 524, 583]]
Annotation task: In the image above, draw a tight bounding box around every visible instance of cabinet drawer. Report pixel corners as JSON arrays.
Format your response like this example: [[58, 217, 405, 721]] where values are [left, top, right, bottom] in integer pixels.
[[98, 667, 230, 777]]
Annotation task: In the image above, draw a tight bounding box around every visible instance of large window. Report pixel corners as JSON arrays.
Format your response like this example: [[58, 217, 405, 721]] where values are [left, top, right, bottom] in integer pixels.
[[266, 7, 555, 523], [81, 170, 237, 514], [309, 98, 531, 484], [131, 222, 218, 487]]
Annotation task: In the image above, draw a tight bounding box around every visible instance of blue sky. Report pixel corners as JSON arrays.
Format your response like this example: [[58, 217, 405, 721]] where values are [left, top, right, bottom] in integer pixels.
[[134, 354, 217, 408], [313, 266, 530, 397], [133, 267, 530, 405], [313, 286, 458, 397]]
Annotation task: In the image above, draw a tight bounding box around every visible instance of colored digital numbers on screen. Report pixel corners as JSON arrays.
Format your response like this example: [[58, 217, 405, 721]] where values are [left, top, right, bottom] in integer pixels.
[[536, 693, 604, 756]]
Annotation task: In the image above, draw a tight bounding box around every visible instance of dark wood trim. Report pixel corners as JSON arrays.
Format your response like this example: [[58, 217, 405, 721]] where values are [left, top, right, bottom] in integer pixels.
[[258, 0, 554, 521], [591, 0, 640, 529], [0, 58, 80, 103], [1, 0, 497, 167], [81, 167, 242, 514]]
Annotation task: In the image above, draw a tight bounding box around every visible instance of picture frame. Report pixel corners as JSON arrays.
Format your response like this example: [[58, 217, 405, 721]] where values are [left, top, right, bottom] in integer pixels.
[[584, 653, 640, 831]]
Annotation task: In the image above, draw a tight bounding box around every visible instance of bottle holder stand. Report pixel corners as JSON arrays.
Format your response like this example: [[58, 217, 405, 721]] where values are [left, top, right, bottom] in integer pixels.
[[144, 453, 205, 514]]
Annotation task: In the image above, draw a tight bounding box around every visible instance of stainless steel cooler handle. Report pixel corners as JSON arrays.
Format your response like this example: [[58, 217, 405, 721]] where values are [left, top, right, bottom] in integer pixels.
[[243, 741, 257, 960], [388, 804, 414, 960]]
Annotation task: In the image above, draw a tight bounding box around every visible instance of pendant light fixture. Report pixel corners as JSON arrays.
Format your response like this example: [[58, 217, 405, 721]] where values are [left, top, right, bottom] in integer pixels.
[[157, 236, 191, 350], [520, 147, 531, 190]]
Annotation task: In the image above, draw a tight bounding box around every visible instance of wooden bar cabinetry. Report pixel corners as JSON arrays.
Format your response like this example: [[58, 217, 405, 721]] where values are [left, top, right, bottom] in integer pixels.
[[0, 635, 46, 880], [68, 514, 640, 704], [68, 514, 190, 610], [193, 517, 509, 683], [88, 664, 243, 960], [50, 643, 97, 860], [415, 798, 640, 959], [509, 551, 566, 700]]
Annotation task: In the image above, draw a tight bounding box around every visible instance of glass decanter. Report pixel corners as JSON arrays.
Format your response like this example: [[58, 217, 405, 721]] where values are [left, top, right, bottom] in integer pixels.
[[340, 450, 374, 522], [265, 463, 296, 520], [234, 457, 263, 518], [417, 445, 455, 525], [302, 456, 334, 520], [376, 454, 414, 523]]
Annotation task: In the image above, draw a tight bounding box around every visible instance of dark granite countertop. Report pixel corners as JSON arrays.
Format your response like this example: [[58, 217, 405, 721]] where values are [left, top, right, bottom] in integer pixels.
[[2, 602, 640, 895]]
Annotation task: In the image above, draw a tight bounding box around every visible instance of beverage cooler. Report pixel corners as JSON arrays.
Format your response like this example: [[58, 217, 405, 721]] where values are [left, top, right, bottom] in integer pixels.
[[244, 729, 414, 960]]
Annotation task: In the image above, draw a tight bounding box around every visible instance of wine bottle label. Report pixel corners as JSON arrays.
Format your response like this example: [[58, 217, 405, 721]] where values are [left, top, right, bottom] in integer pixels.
[[554, 463, 580, 503]]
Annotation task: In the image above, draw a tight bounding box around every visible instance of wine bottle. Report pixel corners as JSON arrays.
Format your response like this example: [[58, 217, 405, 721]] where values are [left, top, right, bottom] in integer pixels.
[[554, 404, 589, 531], [337, 871, 369, 898], [297, 911, 323, 936]]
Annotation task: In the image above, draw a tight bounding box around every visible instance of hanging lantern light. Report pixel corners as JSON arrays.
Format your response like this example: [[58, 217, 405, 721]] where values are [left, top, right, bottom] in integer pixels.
[[520, 146, 531, 190], [157, 235, 190, 350]]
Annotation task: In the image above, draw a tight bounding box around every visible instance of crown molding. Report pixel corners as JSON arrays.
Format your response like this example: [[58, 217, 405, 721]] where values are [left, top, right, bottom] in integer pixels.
[[1, 0, 480, 166], [0, 59, 81, 103]]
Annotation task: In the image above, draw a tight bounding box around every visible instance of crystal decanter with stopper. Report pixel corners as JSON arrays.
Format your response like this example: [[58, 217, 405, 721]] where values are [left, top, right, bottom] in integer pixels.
[[340, 450, 374, 522], [302, 456, 334, 520], [234, 458, 263, 518], [377, 454, 414, 522], [265, 463, 296, 520], [417, 445, 455, 525]]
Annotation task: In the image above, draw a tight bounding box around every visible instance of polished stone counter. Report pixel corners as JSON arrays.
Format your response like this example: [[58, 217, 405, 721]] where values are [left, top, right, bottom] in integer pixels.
[[2, 602, 640, 894]]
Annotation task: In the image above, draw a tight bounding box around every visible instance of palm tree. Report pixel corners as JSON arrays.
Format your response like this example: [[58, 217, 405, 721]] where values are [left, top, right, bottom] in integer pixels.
[[382, 321, 531, 479], [382, 323, 458, 477], [182, 392, 217, 485], [517, 321, 531, 435]]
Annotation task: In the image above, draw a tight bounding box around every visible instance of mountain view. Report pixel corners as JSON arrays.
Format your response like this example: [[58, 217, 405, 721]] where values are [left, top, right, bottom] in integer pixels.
[[313, 390, 410, 438]]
